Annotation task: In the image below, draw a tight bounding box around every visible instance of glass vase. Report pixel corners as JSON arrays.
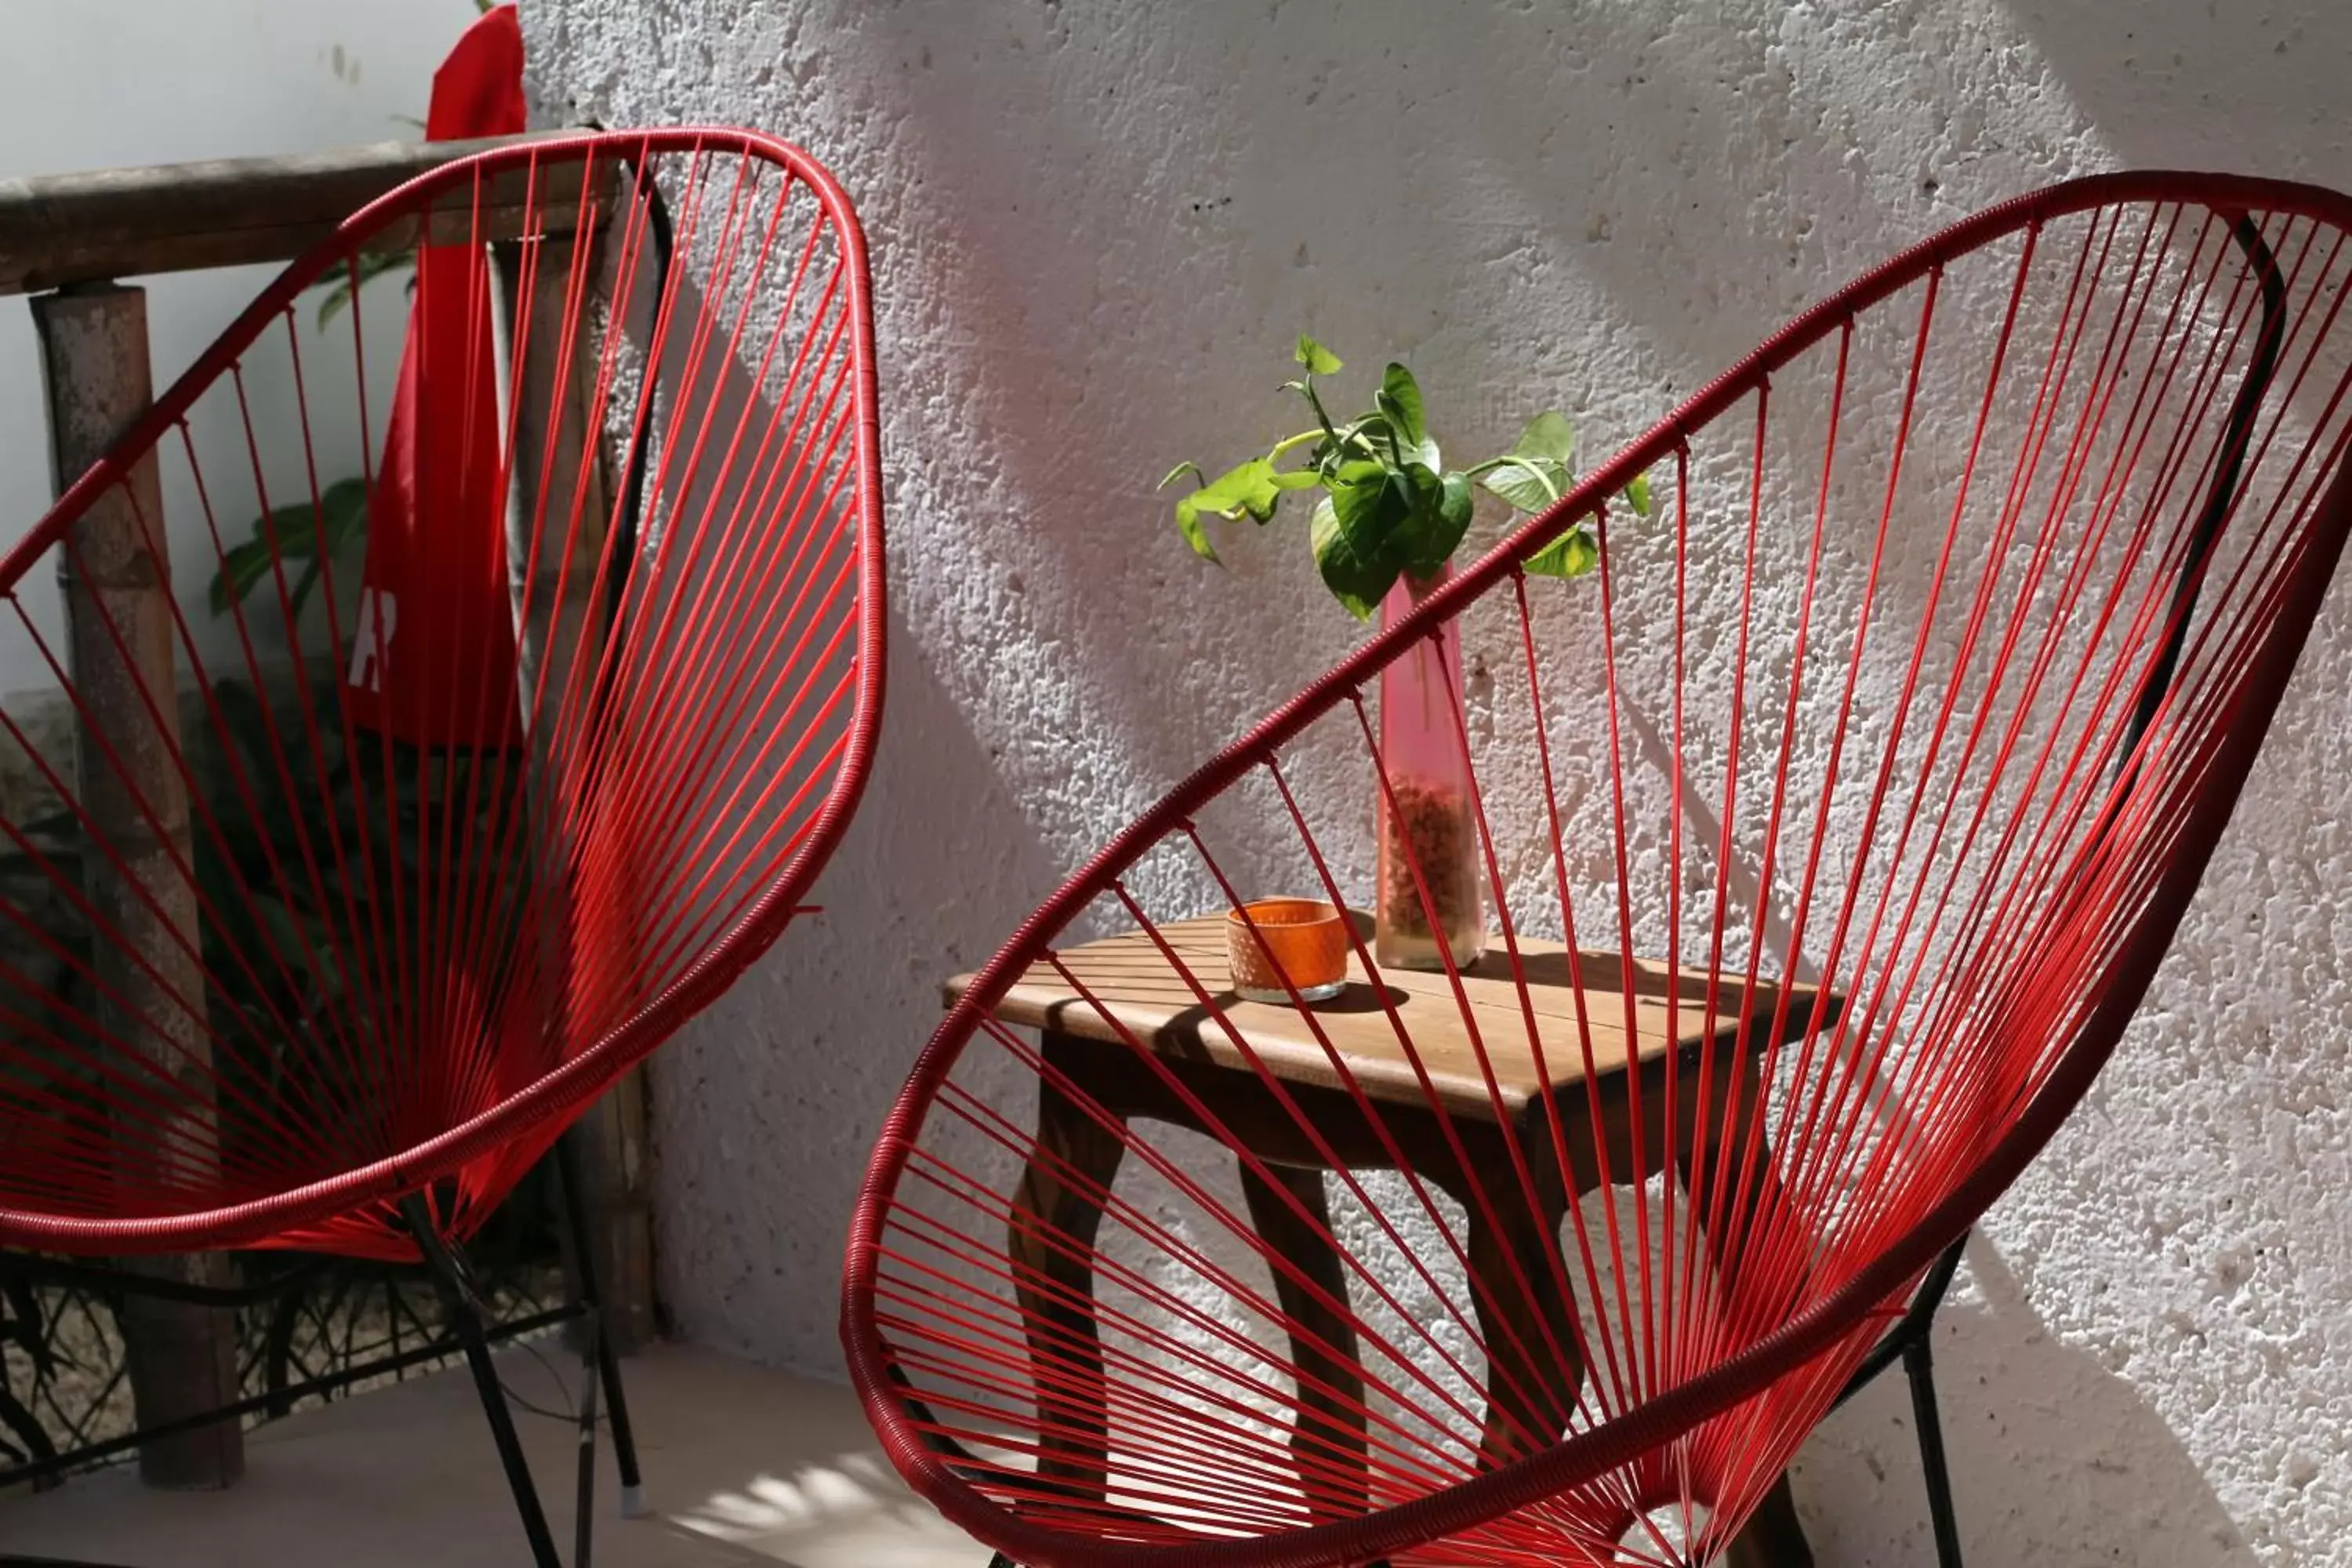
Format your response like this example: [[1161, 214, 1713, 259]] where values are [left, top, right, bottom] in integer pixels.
[[1374, 566, 1486, 971]]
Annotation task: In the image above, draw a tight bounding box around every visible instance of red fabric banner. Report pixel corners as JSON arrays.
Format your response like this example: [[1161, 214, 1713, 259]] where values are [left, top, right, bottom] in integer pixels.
[[343, 4, 527, 750]]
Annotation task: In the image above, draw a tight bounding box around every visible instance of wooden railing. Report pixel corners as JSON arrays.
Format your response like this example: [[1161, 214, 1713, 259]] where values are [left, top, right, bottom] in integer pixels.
[[0, 131, 586, 294]]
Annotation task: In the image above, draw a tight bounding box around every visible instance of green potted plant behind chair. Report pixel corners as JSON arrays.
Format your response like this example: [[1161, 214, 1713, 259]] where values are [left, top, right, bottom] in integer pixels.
[[1164, 336, 1647, 970]]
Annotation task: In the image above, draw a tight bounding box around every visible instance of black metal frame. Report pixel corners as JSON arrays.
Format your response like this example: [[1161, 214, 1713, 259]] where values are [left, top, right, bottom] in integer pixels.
[[1829, 1231, 1970, 1568], [0, 1245, 564, 1489], [0, 1137, 641, 1568], [398, 1134, 643, 1568]]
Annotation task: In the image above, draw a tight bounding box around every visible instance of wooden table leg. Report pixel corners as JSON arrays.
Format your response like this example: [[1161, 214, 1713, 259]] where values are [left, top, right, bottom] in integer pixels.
[[1723, 1479, 1815, 1568], [1680, 1107, 1808, 1336], [1236, 1162, 1368, 1523], [1010, 1053, 1128, 1501], [1454, 1165, 1583, 1470], [1683, 1110, 1815, 1568]]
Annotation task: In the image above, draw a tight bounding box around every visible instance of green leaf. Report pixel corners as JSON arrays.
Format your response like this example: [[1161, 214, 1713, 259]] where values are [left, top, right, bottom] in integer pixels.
[[1625, 470, 1653, 518], [210, 535, 279, 616], [1328, 463, 1410, 559], [287, 560, 325, 619], [1526, 522, 1600, 579], [1479, 409, 1577, 513], [1204, 459, 1287, 521], [1512, 410, 1576, 467], [1294, 335, 1344, 376], [1241, 477, 1283, 524], [209, 477, 371, 616], [1432, 469, 1475, 565], [1377, 365, 1426, 445], [1479, 456, 1567, 514], [1172, 456, 1301, 563], [321, 475, 370, 550], [312, 249, 415, 332], [1319, 416, 1392, 475], [1387, 464, 1475, 577], [1374, 363, 1440, 470], [1174, 497, 1220, 564], [1310, 495, 1393, 619]]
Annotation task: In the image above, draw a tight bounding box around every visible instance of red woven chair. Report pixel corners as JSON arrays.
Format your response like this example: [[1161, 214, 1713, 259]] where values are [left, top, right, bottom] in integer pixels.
[[842, 173, 2352, 1567], [0, 129, 883, 1566]]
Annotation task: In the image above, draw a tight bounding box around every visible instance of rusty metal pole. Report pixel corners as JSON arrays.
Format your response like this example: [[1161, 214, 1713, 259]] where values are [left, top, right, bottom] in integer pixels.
[[31, 281, 243, 1490]]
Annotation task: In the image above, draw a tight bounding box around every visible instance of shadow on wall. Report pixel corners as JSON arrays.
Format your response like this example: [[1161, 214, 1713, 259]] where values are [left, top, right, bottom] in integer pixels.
[[1916, 9, 2352, 1565], [554, 213, 1069, 1367], [1797, 1236, 2259, 1567], [2005, 0, 2352, 182], [521, 4, 2352, 1559], [837, 0, 1872, 802], [645, 586, 1065, 1370]]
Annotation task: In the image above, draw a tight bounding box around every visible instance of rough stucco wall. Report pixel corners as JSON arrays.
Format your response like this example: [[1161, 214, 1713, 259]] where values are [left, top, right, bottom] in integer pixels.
[[522, 2, 2352, 1562]]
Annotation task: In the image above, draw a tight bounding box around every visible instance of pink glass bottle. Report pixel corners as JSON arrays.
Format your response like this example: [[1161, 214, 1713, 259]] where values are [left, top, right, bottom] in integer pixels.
[[1374, 566, 1486, 971]]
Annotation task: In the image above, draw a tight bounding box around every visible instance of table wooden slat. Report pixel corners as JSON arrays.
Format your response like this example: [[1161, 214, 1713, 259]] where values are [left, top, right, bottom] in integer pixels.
[[944, 915, 1822, 1122]]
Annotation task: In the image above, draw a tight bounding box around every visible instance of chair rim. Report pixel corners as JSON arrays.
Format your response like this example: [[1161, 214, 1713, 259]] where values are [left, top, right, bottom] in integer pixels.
[[0, 126, 888, 1253], [840, 169, 2352, 1568]]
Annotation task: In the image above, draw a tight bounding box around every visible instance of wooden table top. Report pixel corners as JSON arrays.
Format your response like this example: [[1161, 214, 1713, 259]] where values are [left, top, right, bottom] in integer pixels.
[[944, 914, 1827, 1122]]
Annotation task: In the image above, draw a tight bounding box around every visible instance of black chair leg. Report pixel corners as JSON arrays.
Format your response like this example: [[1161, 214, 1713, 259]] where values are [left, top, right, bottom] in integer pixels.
[[554, 1133, 647, 1519], [402, 1196, 564, 1568], [1904, 1336, 1965, 1568], [572, 1306, 603, 1568]]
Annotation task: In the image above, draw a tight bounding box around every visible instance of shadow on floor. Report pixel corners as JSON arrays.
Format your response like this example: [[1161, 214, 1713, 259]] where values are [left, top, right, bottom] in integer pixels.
[[0, 1342, 986, 1568]]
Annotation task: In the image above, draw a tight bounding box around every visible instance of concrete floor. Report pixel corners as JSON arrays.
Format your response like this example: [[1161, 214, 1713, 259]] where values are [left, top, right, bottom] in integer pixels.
[[0, 1341, 989, 1567]]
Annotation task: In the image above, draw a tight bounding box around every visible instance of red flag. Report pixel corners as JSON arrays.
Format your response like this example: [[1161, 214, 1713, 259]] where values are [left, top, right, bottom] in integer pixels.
[[345, 4, 526, 749]]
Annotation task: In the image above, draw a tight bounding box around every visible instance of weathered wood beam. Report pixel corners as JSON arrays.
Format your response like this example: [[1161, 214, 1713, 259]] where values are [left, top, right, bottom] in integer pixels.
[[0, 130, 608, 296], [33, 282, 241, 1490]]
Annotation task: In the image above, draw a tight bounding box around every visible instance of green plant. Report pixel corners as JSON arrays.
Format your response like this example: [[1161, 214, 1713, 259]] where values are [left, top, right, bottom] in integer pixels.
[[310, 249, 416, 332], [1162, 336, 1650, 617], [208, 477, 370, 618]]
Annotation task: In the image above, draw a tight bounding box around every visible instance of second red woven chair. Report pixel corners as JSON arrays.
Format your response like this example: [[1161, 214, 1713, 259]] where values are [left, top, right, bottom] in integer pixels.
[[844, 173, 2352, 1566], [0, 129, 884, 1566]]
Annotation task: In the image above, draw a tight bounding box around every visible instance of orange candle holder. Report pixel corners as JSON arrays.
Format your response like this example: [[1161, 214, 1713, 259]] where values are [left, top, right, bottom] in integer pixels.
[[1225, 898, 1349, 1004]]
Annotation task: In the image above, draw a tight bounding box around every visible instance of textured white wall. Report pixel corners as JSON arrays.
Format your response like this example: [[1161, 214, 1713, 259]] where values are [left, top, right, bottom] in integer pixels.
[[522, 3, 2352, 1562]]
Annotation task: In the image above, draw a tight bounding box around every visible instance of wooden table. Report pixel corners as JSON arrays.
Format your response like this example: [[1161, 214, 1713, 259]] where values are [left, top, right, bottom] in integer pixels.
[[946, 913, 1826, 1564]]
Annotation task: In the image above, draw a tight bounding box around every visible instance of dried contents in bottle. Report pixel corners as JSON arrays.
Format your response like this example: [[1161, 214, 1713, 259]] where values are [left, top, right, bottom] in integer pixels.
[[1377, 774, 1484, 967]]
